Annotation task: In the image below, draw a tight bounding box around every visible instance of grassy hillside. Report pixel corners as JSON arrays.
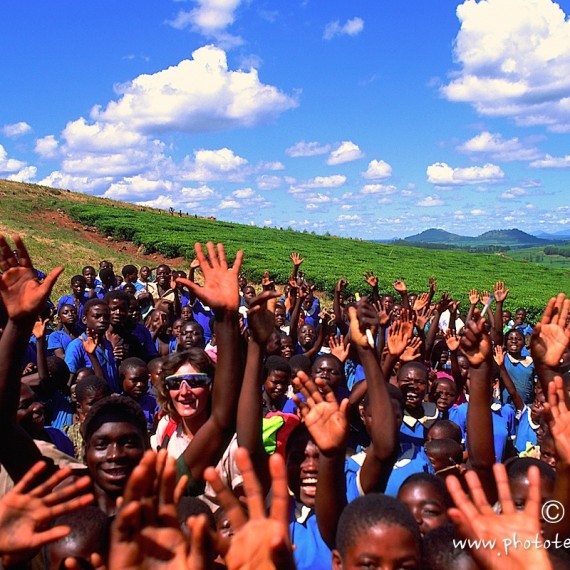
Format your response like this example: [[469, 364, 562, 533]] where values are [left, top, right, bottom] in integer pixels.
[[1, 179, 568, 320]]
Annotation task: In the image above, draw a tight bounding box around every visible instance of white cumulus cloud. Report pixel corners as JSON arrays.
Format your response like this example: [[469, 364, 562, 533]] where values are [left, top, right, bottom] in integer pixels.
[[500, 187, 528, 199], [442, 0, 570, 131], [457, 131, 541, 161], [323, 17, 364, 40], [2, 122, 32, 137], [362, 159, 392, 179], [426, 162, 504, 185], [34, 135, 60, 159], [327, 141, 364, 165], [181, 148, 248, 182], [7, 165, 37, 182], [93, 46, 297, 134], [360, 183, 397, 195]]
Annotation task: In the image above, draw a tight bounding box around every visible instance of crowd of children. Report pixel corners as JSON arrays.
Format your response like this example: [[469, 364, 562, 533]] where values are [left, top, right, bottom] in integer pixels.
[[0, 234, 569, 569]]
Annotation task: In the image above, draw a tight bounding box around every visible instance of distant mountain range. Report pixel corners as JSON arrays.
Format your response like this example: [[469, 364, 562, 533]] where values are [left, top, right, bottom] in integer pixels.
[[397, 228, 570, 249]]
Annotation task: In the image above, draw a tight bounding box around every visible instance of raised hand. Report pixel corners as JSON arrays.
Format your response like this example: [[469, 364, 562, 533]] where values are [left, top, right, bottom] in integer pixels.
[[543, 375, 570, 466], [413, 292, 430, 312], [204, 448, 295, 570], [329, 335, 351, 363], [32, 317, 49, 340], [292, 372, 349, 455], [460, 311, 492, 368], [446, 464, 550, 570], [363, 271, 378, 288], [372, 300, 391, 328], [480, 290, 490, 307], [335, 278, 348, 292], [290, 252, 304, 267], [415, 305, 433, 331], [400, 336, 422, 362], [530, 293, 570, 369], [387, 319, 413, 359], [81, 333, 99, 355], [429, 276, 437, 296], [493, 281, 510, 303], [437, 292, 452, 314], [468, 288, 479, 306], [189, 258, 201, 270], [261, 271, 275, 291], [348, 300, 377, 349], [0, 235, 64, 322], [392, 279, 407, 294], [493, 345, 505, 367], [109, 450, 190, 570], [247, 291, 280, 345], [175, 242, 243, 313], [444, 329, 460, 352], [0, 462, 93, 555]]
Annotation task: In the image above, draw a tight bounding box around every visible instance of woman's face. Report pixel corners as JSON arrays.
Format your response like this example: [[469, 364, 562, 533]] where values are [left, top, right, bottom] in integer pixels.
[[169, 363, 210, 420]]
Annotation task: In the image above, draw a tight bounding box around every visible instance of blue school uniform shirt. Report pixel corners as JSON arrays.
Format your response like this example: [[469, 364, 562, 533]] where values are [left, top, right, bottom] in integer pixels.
[[282, 385, 351, 415], [45, 426, 75, 457], [502, 355, 535, 406], [451, 400, 516, 462], [514, 406, 539, 454], [348, 444, 434, 498], [45, 391, 75, 431], [129, 323, 159, 360], [399, 402, 439, 446], [289, 461, 359, 570], [345, 360, 365, 391], [64, 334, 120, 393], [192, 299, 214, 342], [303, 297, 321, 328], [47, 329, 74, 356]]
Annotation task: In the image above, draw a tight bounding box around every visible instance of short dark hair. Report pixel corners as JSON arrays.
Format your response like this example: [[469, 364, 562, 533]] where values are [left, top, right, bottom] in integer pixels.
[[427, 420, 463, 444], [397, 361, 428, 382], [71, 275, 86, 286], [399, 472, 453, 509], [119, 357, 148, 380], [122, 264, 138, 278], [103, 290, 131, 305], [75, 375, 111, 403], [82, 395, 149, 446], [83, 298, 108, 315], [263, 355, 291, 379], [336, 493, 421, 557], [506, 457, 556, 485]]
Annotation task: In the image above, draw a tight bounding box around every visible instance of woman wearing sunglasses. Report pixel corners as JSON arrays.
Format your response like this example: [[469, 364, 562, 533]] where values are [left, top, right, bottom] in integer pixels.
[[150, 242, 244, 496]]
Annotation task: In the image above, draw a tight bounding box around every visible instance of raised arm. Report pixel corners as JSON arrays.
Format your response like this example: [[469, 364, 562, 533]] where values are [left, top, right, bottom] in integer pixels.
[[392, 279, 409, 310], [364, 272, 381, 305], [349, 302, 397, 493], [530, 293, 570, 396], [0, 235, 64, 482], [460, 311, 497, 504], [289, 252, 304, 282], [333, 279, 349, 335], [492, 281, 510, 346], [176, 242, 244, 481], [293, 372, 348, 549], [237, 291, 279, 492], [493, 345, 524, 411]]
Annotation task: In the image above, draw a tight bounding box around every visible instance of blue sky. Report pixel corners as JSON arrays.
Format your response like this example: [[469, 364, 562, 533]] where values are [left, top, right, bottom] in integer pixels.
[[2, 0, 570, 239]]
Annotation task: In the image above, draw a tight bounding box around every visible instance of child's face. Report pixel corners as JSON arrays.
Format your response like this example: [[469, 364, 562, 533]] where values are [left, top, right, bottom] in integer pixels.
[[540, 438, 558, 469], [280, 336, 294, 359], [264, 371, 290, 402], [398, 482, 448, 537], [17, 384, 45, 435], [181, 306, 192, 321], [123, 367, 149, 399], [172, 319, 183, 339], [242, 286, 256, 304], [77, 388, 107, 421], [432, 380, 457, 412], [299, 324, 316, 348], [530, 388, 545, 423], [397, 368, 427, 411], [274, 307, 286, 327], [59, 304, 78, 326], [515, 309, 526, 325], [71, 278, 86, 296], [83, 268, 96, 287], [180, 322, 205, 349], [83, 304, 110, 334], [156, 266, 172, 288], [506, 331, 525, 355], [312, 356, 343, 391], [332, 522, 420, 570], [287, 436, 319, 507], [510, 475, 554, 517], [425, 449, 451, 473], [140, 266, 151, 281], [108, 298, 129, 327]]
